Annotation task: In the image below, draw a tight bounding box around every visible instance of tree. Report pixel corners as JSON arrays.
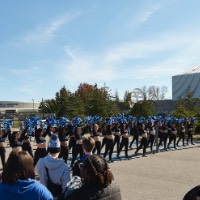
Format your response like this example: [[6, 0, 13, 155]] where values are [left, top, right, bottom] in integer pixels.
[[55, 86, 71, 118], [148, 85, 168, 100], [123, 90, 132, 109], [173, 85, 198, 117], [129, 100, 155, 118]]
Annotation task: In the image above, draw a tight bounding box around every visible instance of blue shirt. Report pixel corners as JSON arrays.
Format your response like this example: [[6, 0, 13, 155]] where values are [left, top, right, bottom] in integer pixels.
[[0, 179, 53, 200]]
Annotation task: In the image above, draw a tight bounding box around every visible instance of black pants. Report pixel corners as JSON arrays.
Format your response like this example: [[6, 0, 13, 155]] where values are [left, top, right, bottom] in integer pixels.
[[168, 134, 176, 148], [147, 134, 155, 151], [34, 148, 47, 166], [22, 142, 33, 157], [69, 136, 76, 154], [59, 145, 69, 163], [114, 135, 120, 151], [117, 137, 129, 157], [101, 137, 107, 150], [129, 134, 139, 148], [158, 134, 168, 149], [187, 132, 193, 144], [177, 132, 185, 146], [103, 138, 114, 161], [93, 141, 101, 155], [71, 144, 84, 167], [0, 147, 6, 169], [136, 137, 148, 155]]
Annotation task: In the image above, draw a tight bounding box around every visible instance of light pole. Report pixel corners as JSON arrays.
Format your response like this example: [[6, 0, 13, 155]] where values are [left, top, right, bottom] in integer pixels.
[[32, 99, 34, 113]]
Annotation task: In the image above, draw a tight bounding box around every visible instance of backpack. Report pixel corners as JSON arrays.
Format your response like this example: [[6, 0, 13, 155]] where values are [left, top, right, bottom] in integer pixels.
[[45, 167, 62, 197]]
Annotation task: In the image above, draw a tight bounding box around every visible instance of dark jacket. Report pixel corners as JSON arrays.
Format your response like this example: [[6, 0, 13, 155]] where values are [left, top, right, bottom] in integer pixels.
[[183, 185, 200, 200], [62, 182, 121, 200]]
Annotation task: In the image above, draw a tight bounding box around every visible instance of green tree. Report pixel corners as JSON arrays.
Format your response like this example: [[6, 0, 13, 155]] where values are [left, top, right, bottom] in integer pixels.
[[129, 100, 155, 118]]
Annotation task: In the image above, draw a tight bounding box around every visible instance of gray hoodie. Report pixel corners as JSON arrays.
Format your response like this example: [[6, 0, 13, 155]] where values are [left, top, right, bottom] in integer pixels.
[[35, 153, 70, 193]]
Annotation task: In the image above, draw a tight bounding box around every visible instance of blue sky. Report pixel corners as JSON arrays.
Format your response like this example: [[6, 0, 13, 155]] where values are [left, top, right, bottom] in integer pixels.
[[1, 0, 200, 102]]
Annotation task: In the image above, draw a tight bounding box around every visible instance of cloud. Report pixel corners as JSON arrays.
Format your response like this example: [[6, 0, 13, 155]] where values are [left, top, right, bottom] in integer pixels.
[[127, 1, 162, 29], [55, 26, 200, 98], [11, 12, 81, 46]]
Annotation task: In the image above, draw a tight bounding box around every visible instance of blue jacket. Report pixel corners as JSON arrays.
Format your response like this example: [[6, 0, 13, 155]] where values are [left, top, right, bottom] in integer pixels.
[[0, 178, 53, 200]]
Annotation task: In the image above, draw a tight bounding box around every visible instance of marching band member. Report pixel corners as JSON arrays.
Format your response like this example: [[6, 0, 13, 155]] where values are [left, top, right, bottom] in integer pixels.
[[167, 123, 177, 149], [129, 121, 139, 149], [70, 126, 84, 168], [113, 123, 121, 152], [147, 122, 156, 153], [135, 124, 148, 157], [158, 122, 168, 151], [117, 123, 129, 159], [177, 122, 186, 146], [103, 124, 115, 162], [0, 128, 9, 169], [58, 126, 69, 163], [34, 127, 47, 166], [186, 120, 195, 145]]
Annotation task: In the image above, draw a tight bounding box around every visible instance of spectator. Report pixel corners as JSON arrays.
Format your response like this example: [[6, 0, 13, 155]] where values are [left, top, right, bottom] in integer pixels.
[[35, 134, 70, 199], [72, 136, 95, 177], [0, 151, 53, 200], [61, 154, 121, 200]]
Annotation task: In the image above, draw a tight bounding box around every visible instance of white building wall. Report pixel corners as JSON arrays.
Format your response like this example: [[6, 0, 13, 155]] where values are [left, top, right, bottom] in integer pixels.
[[0, 101, 40, 112], [172, 72, 200, 100]]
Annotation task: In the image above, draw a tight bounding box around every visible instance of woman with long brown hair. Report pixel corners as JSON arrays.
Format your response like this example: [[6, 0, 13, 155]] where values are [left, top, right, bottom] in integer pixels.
[[0, 151, 53, 200]]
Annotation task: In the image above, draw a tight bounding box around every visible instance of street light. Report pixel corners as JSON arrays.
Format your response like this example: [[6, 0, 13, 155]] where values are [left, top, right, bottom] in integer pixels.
[[32, 99, 34, 113]]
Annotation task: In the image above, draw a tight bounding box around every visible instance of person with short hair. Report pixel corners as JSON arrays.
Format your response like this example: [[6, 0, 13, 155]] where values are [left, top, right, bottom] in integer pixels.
[[61, 155, 121, 200], [0, 151, 53, 200], [35, 134, 70, 199], [72, 136, 95, 177]]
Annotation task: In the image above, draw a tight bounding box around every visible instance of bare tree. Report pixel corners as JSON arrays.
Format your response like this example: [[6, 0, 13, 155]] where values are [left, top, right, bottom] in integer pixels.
[[141, 86, 148, 100], [160, 85, 168, 100], [148, 85, 168, 100]]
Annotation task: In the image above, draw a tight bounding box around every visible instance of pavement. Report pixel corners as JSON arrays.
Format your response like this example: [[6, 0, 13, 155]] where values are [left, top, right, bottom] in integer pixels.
[[109, 143, 200, 200], [0, 139, 200, 200]]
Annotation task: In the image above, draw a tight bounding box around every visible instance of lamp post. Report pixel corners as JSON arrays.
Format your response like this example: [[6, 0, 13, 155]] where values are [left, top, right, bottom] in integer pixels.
[[32, 99, 34, 113]]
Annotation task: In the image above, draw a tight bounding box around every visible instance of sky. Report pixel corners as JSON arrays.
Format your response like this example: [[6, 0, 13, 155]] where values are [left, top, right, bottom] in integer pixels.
[[1, 0, 200, 103]]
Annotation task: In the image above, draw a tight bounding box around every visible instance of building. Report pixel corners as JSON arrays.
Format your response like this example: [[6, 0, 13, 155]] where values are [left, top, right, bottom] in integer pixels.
[[172, 66, 200, 100], [0, 101, 40, 113]]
